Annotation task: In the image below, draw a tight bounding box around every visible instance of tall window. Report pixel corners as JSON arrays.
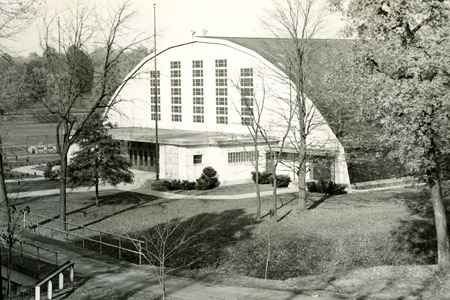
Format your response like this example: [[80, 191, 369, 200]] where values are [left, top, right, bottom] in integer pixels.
[[150, 70, 160, 121], [240, 68, 254, 125], [215, 59, 228, 124], [192, 60, 204, 123], [170, 61, 182, 122]]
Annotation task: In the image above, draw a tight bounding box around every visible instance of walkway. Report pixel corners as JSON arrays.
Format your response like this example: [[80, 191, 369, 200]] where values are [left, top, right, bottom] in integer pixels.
[[25, 232, 342, 300]]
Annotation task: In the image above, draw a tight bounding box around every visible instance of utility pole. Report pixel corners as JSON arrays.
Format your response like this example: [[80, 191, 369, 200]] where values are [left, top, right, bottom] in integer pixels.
[[153, 3, 160, 180]]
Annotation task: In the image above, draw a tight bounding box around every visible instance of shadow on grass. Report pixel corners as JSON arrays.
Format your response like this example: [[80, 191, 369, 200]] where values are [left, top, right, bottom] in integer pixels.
[[261, 196, 296, 220], [72, 209, 259, 268], [391, 187, 450, 264], [308, 195, 332, 210], [28, 191, 159, 229]]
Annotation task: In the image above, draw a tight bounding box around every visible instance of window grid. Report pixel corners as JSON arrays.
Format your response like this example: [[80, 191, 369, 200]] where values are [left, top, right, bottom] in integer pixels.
[[150, 70, 160, 121], [192, 60, 204, 123], [240, 67, 254, 126], [215, 59, 228, 124], [171, 61, 182, 122], [228, 151, 256, 163]]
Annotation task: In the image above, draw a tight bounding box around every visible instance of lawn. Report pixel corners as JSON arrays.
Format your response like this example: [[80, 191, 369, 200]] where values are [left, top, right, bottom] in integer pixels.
[[14, 186, 432, 276], [6, 179, 60, 193], [1, 122, 57, 146], [11, 184, 450, 299]]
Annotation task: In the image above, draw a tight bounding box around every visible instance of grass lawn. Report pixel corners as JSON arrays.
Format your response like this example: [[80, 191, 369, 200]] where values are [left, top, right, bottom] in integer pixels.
[[12, 184, 450, 299], [6, 179, 60, 193], [1, 122, 57, 146]]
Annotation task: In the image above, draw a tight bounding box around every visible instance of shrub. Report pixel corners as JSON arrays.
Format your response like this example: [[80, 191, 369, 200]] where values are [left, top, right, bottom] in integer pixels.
[[195, 166, 220, 190], [164, 179, 181, 190], [268, 174, 291, 188], [163, 179, 196, 190], [306, 181, 319, 193], [44, 160, 60, 180], [180, 180, 196, 190], [251, 171, 272, 184], [306, 180, 347, 195]]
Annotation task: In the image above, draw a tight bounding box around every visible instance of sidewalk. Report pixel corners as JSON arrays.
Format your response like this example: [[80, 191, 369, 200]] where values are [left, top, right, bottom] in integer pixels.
[[25, 232, 342, 300]]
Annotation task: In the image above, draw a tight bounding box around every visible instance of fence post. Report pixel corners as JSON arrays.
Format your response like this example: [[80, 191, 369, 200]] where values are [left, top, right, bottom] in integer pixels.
[[69, 265, 74, 282], [118, 237, 122, 260], [37, 215, 40, 235], [23, 211, 26, 229], [37, 247, 40, 271], [47, 280, 52, 299], [139, 242, 142, 265], [20, 241, 23, 264], [35, 286, 41, 300], [59, 272, 64, 290], [99, 232, 102, 254]]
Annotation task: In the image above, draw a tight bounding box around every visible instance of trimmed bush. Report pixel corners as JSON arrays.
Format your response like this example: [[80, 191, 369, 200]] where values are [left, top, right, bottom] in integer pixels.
[[164, 179, 196, 190], [44, 160, 60, 180], [251, 171, 272, 184], [195, 166, 220, 190], [306, 180, 347, 195], [180, 180, 196, 190], [268, 174, 291, 188]]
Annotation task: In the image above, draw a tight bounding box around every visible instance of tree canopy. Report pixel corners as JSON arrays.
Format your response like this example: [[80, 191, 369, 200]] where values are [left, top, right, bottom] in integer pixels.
[[330, 0, 450, 270], [68, 114, 133, 205]]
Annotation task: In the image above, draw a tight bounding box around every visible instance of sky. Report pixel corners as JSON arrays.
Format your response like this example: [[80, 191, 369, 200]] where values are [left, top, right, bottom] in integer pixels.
[[4, 0, 347, 56]]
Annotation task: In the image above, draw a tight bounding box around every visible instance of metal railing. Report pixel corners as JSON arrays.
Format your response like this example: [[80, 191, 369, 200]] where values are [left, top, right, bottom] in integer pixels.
[[35, 260, 74, 300], [6, 240, 60, 271], [23, 211, 144, 265]]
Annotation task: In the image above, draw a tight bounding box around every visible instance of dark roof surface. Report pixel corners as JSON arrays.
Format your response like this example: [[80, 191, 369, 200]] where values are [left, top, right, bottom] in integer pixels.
[[206, 36, 353, 89], [202, 37, 356, 140]]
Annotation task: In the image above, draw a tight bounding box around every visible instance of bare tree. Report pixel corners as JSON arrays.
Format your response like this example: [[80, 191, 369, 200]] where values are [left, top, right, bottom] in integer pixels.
[[0, 2, 43, 298], [230, 72, 272, 219], [34, 1, 149, 230], [232, 69, 296, 220], [133, 209, 205, 300], [264, 0, 328, 212]]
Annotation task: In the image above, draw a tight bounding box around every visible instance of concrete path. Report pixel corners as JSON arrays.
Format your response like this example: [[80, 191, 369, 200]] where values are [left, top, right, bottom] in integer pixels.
[[5, 177, 46, 183], [25, 233, 342, 300], [9, 184, 299, 201], [12, 164, 45, 176]]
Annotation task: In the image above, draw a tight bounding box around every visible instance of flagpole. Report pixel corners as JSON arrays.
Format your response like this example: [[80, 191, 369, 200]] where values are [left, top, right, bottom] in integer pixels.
[[153, 3, 159, 180]]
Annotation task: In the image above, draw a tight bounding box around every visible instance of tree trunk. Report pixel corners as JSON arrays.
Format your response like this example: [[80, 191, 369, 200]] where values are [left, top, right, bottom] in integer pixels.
[[161, 263, 166, 300], [0, 244, 3, 300], [272, 163, 278, 220], [7, 238, 12, 299], [59, 151, 68, 231], [297, 151, 307, 212], [429, 174, 450, 270], [0, 139, 9, 300], [297, 96, 307, 212], [265, 229, 270, 279], [0, 149, 9, 227], [255, 144, 261, 219], [95, 179, 99, 207]]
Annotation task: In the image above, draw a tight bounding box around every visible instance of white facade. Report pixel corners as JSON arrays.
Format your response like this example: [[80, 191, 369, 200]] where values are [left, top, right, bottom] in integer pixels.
[[106, 37, 351, 186]]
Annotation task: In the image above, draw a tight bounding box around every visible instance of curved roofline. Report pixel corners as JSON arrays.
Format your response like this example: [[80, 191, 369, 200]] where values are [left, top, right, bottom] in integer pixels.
[[105, 37, 289, 112]]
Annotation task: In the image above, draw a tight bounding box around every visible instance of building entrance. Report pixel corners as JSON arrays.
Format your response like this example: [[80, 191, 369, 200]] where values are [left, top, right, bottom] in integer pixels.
[[120, 140, 157, 171]]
